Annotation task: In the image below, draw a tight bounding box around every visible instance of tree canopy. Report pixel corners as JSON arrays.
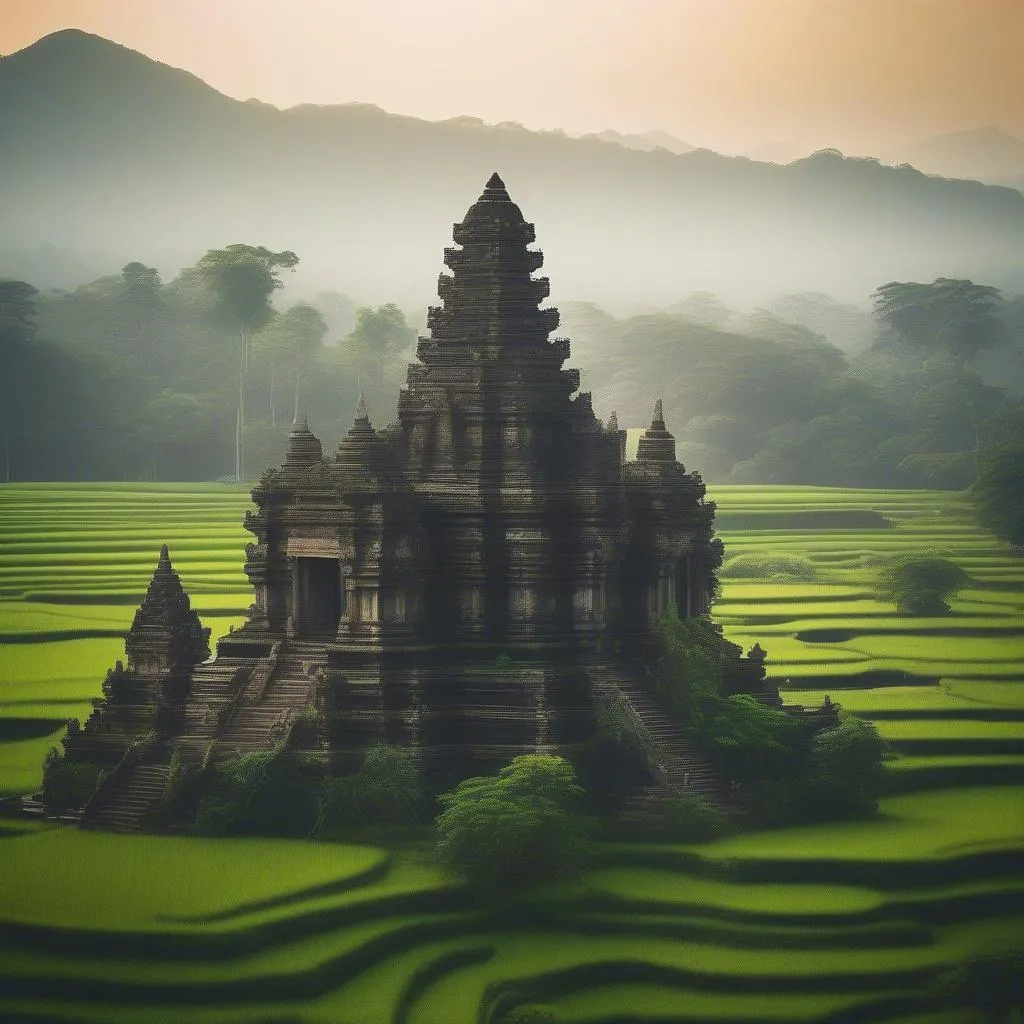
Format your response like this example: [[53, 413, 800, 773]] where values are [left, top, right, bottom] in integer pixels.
[[315, 743, 424, 833], [337, 303, 416, 385], [972, 443, 1024, 549], [434, 755, 591, 892], [196, 245, 299, 333], [196, 245, 299, 480], [871, 278, 1004, 361], [0, 280, 39, 482], [874, 554, 971, 614]]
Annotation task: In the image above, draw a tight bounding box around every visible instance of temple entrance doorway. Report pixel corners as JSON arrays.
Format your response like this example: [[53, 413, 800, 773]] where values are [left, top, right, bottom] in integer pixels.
[[294, 557, 343, 636]]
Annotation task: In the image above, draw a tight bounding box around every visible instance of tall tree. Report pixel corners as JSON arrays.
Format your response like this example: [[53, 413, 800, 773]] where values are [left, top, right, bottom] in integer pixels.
[[0, 280, 38, 482], [120, 261, 163, 353], [339, 304, 415, 384], [872, 278, 1004, 362], [261, 302, 328, 422], [196, 245, 298, 480]]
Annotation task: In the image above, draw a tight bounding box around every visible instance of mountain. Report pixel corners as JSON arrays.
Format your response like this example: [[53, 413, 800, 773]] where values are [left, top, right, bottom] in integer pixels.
[[741, 141, 806, 165], [578, 128, 695, 155], [2, 30, 1023, 308], [883, 127, 1024, 189]]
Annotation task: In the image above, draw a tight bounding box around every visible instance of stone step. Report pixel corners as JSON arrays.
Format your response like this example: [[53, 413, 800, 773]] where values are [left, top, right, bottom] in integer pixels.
[[83, 760, 171, 832], [596, 665, 731, 817]]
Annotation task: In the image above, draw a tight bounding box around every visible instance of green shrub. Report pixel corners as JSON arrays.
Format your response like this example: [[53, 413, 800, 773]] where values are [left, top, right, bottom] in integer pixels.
[[435, 755, 592, 892], [704, 694, 803, 785], [579, 689, 657, 799], [41, 747, 101, 814], [719, 553, 819, 580], [873, 553, 970, 614], [194, 749, 317, 837], [315, 743, 424, 832], [744, 714, 887, 825], [655, 791, 730, 843], [658, 606, 723, 724], [803, 714, 887, 819]]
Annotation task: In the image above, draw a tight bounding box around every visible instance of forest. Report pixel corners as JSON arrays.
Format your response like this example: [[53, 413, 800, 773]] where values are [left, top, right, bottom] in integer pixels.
[[1, 254, 1021, 488]]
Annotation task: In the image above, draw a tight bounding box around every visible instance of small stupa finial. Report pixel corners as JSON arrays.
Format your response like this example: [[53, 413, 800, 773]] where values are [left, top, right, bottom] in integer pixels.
[[158, 543, 171, 570], [486, 171, 505, 190], [653, 398, 664, 428], [355, 391, 369, 424], [292, 410, 309, 432], [607, 411, 619, 432]]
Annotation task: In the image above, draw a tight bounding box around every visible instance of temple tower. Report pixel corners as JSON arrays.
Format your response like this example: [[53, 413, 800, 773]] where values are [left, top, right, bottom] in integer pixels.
[[63, 546, 210, 765], [398, 172, 626, 653]]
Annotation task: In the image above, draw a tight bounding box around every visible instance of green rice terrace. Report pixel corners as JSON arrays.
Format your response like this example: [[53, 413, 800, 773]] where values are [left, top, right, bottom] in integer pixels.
[[0, 483, 1021, 1023]]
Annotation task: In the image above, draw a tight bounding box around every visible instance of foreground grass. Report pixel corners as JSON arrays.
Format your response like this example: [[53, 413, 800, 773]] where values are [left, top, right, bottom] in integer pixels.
[[0, 791, 1020, 1023], [679, 786, 1024, 863], [0, 828, 390, 930]]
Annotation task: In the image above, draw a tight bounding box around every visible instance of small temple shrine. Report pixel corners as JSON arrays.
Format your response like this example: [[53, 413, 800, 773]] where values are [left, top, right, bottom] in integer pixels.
[[58, 174, 781, 829]]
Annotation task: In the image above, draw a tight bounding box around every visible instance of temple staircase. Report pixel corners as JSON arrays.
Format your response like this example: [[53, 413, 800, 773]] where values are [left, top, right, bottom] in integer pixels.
[[81, 757, 169, 833], [175, 655, 257, 764], [204, 637, 327, 764], [594, 665, 733, 829]]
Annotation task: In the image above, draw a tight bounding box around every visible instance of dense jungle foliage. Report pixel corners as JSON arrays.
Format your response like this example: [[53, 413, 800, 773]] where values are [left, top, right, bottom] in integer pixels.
[[1, 263, 1022, 489]]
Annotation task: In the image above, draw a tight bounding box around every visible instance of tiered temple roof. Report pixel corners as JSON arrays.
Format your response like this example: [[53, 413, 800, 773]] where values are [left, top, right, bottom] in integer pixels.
[[63, 547, 210, 766]]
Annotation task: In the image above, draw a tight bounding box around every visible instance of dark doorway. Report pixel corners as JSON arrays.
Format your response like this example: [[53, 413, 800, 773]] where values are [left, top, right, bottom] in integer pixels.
[[295, 558, 343, 636]]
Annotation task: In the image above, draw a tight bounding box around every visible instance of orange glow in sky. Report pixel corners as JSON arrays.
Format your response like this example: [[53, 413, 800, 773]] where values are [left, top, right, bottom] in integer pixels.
[[2, 0, 1021, 154]]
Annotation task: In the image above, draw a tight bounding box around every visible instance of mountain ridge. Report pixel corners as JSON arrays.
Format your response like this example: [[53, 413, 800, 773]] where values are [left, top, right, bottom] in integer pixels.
[[2, 30, 1022, 306]]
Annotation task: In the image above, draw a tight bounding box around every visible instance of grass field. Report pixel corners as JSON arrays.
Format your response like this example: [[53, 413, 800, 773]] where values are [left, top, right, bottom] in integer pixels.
[[0, 482, 1021, 1023]]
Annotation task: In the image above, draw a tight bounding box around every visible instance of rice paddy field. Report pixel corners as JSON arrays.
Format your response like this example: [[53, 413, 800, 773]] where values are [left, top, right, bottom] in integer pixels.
[[0, 482, 1021, 1023]]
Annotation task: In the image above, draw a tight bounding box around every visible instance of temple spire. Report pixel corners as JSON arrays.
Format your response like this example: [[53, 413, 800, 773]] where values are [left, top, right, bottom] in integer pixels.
[[637, 397, 677, 464], [285, 411, 323, 466], [607, 410, 619, 432], [652, 398, 665, 430], [355, 391, 370, 425], [426, 170, 557, 350], [126, 547, 211, 673], [475, 171, 512, 203], [336, 390, 386, 482]]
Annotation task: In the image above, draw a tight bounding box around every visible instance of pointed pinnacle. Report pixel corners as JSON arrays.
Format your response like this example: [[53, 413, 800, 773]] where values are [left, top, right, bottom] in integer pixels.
[[292, 410, 309, 431], [157, 544, 171, 571], [607, 411, 619, 431], [355, 391, 369, 423], [485, 171, 505, 190], [653, 398, 664, 427]]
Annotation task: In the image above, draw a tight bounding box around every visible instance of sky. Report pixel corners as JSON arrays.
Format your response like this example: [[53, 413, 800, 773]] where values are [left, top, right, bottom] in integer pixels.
[[1, 0, 1022, 156]]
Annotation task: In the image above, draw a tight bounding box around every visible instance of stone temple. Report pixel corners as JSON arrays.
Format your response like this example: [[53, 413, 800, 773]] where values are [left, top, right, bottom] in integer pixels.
[[63, 174, 778, 829]]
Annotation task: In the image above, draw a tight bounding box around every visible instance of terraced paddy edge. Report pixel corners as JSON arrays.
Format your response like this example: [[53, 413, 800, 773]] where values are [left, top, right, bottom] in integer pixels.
[[0, 484, 1022, 1022], [0, 790, 1021, 1024]]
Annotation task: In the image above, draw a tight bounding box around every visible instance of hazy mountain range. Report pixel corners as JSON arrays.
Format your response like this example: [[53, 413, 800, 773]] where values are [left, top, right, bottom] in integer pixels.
[[2, 29, 1023, 309], [883, 127, 1024, 191], [578, 127, 1024, 191], [576, 128, 695, 155]]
